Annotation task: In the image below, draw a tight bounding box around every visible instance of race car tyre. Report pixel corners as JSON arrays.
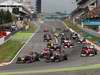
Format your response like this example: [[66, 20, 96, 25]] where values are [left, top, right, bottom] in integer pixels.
[[81, 54, 87, 57], [94, 50, 97, 55], [81, 50, 87, 57], [89, 54, 94, 56], [16, 57, 22, 64], [50, 56, 55, 62], [63, 54, 68, 60], [89, 51, 95, 56]]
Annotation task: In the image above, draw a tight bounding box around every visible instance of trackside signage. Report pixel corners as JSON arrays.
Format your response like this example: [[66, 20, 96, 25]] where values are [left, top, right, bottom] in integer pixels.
[[82, 19, 100, 25]]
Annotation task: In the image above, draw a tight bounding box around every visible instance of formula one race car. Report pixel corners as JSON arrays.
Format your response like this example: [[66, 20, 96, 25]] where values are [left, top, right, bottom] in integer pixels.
[[46, 51, 68, 62], [71, 33, 79, 40], [81, 44, 97, 57], [16, 52, 40, 64], [77, 37, 86, 44], [41, 47, 67, 63], [40, 48, 51, 58], [43, 34, 52, 42], [63, 40, 74, 48], [16, 55, 34, 64]]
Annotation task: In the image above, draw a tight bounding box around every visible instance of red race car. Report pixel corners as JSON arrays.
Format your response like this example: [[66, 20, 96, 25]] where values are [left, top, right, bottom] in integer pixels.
[[63, 40, 74, 48], [41, 48, 50, 58], [81, 44, 97, 57]]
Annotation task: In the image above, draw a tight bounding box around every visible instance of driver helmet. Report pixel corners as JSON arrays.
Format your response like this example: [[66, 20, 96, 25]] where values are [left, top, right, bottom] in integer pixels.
[[54, 33, 58, 36], [21, 57, 24, 61], [51, 43, 54, 46], [44, 27, 48, 32]]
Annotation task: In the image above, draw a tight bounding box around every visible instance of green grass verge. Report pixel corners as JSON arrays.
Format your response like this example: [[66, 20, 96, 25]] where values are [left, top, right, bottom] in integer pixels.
[[0, 22, 36, 63], [82, 32, 100, 43], [64, 20, 81, 32], [0, 74, 10, 75], [0, 32, 32, 63]]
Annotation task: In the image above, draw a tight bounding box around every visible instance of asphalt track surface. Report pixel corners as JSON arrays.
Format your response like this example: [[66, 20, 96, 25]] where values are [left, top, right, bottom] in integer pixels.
[[0, 20, 100, 75]]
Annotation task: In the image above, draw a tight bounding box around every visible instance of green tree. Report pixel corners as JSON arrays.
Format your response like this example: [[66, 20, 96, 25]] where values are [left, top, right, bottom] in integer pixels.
[[12, 7, 19, 14], [0, 9, 5, 24], [0, 10, 2, 24], [0, 9, 14, 24], [6, 10, 12, 23], [3, 10, 7, 23]]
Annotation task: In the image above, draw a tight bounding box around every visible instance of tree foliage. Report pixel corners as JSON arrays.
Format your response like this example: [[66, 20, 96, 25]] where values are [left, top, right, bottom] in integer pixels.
[[0, 9, 12, 24], [12, 7, 19, 14]]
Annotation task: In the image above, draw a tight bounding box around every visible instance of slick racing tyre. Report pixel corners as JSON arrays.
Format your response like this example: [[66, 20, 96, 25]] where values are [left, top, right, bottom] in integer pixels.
[[81, 53, 87, 57], [81, 51, 87, 57], [63, 54, 68, 60]]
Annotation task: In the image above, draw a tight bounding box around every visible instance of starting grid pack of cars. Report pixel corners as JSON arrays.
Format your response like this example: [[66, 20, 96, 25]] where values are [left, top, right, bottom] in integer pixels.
[[16, 27, 97, 64]]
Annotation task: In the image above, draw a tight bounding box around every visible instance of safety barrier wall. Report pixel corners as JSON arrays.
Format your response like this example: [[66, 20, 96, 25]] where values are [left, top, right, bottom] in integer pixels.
[[0, 32, 11, 45], [0, 37, 4, 45]]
